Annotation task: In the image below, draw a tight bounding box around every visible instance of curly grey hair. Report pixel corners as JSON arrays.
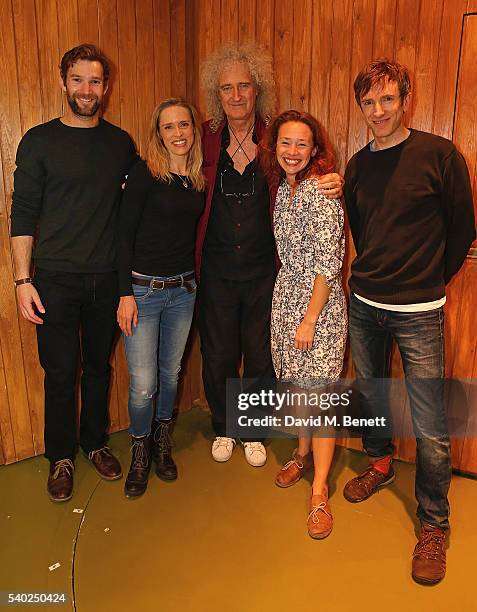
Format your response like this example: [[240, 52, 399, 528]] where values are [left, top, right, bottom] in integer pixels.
[[200, 43, 276, 131]]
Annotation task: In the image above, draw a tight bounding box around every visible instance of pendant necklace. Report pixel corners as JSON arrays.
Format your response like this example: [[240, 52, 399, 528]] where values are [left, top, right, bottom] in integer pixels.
[[175, 173, 189, 188], [229, 122, 254, 162]]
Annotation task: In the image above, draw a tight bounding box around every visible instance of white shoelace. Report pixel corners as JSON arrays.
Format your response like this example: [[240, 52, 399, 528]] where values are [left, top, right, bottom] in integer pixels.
[[214, 437, 235, 449], [244, 442, 265, 455]]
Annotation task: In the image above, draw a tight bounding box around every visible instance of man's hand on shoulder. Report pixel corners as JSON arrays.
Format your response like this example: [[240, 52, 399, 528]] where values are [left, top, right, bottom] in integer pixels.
[[317, 172, 344, 199], [16, 282, 45, 324]]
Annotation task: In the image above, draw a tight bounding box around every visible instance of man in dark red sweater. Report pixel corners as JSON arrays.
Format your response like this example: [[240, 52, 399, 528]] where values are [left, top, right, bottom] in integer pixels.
[[344, 58, 475, 585], [197, 44, 343, 466]]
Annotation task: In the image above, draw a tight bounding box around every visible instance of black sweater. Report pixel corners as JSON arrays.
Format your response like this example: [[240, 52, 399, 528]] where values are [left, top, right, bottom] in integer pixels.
[[344, 129, 475, 304], [11, 118, 137, 273], [117, 160, 205, 296]]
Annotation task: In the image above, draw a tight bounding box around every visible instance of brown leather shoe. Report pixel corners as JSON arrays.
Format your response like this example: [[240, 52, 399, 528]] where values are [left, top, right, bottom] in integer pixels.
[[412, 523, 447, 585], [343, 463, 395, 503], [307, 494, 333, 539], [87, 446, 122, 480], [275, 449, 313, 488], [47, 459, 74, 502]]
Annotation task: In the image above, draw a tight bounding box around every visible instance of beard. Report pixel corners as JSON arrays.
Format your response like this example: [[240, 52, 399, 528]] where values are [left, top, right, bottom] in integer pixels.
[[66, 92, 101, 117]]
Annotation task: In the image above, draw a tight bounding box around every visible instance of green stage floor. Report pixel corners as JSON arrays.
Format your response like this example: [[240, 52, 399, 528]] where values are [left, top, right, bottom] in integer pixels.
[[0, 407, 475, 611]]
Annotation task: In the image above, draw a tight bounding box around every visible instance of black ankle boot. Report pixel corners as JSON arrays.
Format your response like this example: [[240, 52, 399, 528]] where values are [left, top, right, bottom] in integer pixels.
[[124, 435, 151, 497], [152, 418, 177, 481]]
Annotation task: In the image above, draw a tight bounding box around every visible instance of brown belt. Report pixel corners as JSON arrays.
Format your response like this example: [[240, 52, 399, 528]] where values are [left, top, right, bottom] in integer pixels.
[[132, 272, 195, 293]]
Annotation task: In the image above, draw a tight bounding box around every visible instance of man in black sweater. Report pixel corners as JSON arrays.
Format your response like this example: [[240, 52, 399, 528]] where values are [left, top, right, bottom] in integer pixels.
[[11, 44, 137, 502], [343, 59, 475, 585]]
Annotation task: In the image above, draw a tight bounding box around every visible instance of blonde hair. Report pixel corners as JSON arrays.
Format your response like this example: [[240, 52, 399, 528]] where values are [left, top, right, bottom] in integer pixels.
[[146, 98, 205, 191], [201, 43, 276, 131]]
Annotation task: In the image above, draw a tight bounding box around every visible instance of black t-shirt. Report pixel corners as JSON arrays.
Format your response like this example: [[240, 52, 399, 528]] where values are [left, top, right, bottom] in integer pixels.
[[117, 160, 205, 296], [11, 118, 138, 273], [201, 126, 275, 280]]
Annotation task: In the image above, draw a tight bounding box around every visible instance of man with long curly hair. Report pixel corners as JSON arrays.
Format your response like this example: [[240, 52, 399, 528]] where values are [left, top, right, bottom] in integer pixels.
[[196, 43, 343, 466]]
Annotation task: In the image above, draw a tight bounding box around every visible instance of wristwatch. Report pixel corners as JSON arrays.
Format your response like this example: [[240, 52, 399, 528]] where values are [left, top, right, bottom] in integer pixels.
[[14, 277, 33, 287]]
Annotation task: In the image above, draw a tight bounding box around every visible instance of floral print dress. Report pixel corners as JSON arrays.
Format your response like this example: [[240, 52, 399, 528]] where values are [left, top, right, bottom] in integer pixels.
[[271, 178, 347, 387]]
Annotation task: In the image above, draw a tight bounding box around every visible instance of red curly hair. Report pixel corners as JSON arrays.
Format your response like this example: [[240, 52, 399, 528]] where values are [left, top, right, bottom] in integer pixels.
[[259, 110, 335, 189]]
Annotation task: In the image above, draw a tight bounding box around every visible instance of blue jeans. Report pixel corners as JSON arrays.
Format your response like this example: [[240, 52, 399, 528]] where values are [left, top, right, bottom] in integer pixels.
[[123, 272, 196, 437], [349, 294, 451, 529]]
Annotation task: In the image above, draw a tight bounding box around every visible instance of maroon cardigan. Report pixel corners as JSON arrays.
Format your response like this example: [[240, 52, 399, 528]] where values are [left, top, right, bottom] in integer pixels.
[[195, 117, 278, 278]]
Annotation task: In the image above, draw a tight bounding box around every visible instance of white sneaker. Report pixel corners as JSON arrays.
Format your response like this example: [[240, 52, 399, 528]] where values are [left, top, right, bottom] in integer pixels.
[[243, 441, 267, 467], [211, 437, 236, 462]]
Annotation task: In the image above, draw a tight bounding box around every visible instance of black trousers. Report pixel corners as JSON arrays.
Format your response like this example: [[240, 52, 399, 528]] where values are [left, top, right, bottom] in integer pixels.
[[198, 272, 275, 438], [35, 269, 119, 461]]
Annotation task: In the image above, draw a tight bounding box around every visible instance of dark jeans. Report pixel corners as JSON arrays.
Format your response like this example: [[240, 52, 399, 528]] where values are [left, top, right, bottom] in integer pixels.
[[198, 272, 275, 438], [35, 269, 119, 461], [349, 294, 451, 529]]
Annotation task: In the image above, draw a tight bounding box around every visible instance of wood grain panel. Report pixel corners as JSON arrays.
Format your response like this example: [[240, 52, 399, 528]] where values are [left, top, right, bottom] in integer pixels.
[[221, 0, 239, 44], [346, 0, 376, 161], [255, 0, 274, 54], [273, 0, 293, 112], [153, 0, 171, 103], [12, 0, 45, 455], [328, 0, 353, 173], [290, 0, 311, 111], [35, 0, 61, 122], [0, 150, 17, 465], [238, 0, 256, 44], [432, 0, 466, 138], [77, 0, 99, 45], [195, 0, 221, 117], [309, 0, 333, 131], [454, 14, 477, 246], [135, 0, 154, 156], [56, 0, 79, 117], [0, 0, 34, 461], [117, 0, 138, 138], [98, 0, 121, 125], [372, 0, 397, 57], [411, 0, 443, 132], [393, 0, 418, 132], [170, 0, 187, 98]]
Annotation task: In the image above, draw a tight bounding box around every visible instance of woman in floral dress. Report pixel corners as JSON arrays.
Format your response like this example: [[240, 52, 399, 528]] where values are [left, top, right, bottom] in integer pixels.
[[260, 110, 347, 538]]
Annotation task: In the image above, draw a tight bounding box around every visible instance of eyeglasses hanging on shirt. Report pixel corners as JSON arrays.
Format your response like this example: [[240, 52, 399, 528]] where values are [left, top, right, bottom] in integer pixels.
[[220, 168, 256, 199]]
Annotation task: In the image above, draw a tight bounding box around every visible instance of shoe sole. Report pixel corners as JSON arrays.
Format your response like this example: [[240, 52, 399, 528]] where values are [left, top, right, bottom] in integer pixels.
[[155, 472, 177, 481], [275, 476, 301, 488], [308, 527, 332, 540], [92, 469, 123, 481], [343, 473, 395, 503], [124, 488, 147, 498], [48, 492, 73, 503], [211, 452, 234, 462], [412, 573, 444, 586], [245, 459, 266, 467]]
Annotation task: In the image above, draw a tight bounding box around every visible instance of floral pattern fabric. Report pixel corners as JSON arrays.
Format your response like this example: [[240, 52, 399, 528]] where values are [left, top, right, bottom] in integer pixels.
[[271, 178, 347, 386]]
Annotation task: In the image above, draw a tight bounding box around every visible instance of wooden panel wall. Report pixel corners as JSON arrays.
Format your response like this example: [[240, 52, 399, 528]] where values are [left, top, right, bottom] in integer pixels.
[[1, 0, 476, 470], [0, 0, 191, 465]]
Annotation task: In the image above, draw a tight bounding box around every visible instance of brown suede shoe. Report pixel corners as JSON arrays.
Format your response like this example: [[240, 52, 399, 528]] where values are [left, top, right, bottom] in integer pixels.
[[275, 449, 313, 488], [343, 463, 395, 503], [307, 494, 333, 539], [47, 459, 74, 502], [87, 447, 122, 480], [412, 523, 447, 585]]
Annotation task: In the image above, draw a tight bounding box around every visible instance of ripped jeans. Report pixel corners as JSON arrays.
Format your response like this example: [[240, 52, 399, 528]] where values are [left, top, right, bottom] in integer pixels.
[[349, 294, 451, 529], [123, 272, 196, 437]]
